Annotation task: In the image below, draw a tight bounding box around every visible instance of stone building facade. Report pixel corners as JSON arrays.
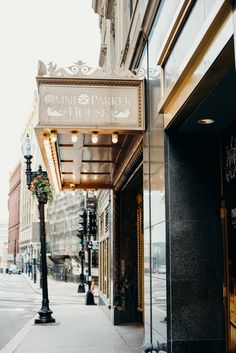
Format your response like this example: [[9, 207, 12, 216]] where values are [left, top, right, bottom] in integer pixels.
[[8, 161, 21, 266]]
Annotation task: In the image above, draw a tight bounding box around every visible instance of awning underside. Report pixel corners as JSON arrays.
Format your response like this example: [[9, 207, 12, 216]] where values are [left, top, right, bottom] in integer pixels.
[[35, 128, 143, 191]]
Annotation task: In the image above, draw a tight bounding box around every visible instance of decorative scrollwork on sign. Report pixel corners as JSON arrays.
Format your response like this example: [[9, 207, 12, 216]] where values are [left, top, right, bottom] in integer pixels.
[[37, 60, 138, 79], [67, 60, 93, 75], [134, 67, 161, 79], [225, 136, 236, 183], [37, 60, 95, 77], [37, 59, 162, 79]]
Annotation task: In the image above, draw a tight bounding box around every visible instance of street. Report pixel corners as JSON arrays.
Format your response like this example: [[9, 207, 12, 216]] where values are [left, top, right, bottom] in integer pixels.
[[0, 273, 38, 350], [0, 273, 143, 353], [0, 272, 98, 351]]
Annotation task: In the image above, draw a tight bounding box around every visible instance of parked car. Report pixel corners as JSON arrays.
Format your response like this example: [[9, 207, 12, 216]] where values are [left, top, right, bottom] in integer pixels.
[[9, 268, 21, 274]]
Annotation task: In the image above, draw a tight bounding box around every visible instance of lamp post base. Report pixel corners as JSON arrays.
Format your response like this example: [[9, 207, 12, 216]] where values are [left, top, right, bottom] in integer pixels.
[[78, 283, 86, 293], [35, 308, 55, 324], [85, 290, 97, 305]]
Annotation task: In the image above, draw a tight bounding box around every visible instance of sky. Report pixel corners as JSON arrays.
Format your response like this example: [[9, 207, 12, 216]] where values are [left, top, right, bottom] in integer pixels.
[[0, 1, 101, 222]]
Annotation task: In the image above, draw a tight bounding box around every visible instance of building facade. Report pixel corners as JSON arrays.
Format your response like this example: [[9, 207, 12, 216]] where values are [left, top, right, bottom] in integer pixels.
[[29, 0, 236, 352], [93, 1, 236, 353], [8, 161, 21, 267], [0, 222, 8, 270]]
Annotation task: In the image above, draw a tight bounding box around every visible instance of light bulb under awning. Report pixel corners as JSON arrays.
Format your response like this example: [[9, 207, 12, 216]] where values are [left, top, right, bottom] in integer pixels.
[[50, 130, 57, 142], [112, 132, 118, 144], [91, 132, 98, 144], [71, 131, 78, 143]]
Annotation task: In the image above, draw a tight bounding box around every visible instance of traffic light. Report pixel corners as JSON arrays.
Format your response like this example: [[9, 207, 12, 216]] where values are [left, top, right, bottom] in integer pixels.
[[88, 209, 97, 236], [77, 209, 87, 243], [77, 230, 83, 244], [79, 250, 85, 259]]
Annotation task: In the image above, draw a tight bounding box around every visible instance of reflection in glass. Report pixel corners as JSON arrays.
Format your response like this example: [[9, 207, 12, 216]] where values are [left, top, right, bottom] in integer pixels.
[[140, 3, 167, 337], [165, 0, 216, 90]]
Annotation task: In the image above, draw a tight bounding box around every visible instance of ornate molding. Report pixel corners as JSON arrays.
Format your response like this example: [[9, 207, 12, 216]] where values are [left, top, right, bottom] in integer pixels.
[[37, 60, 137, 79], [134, 67, 161, 78], [37, 60, 161, 80]]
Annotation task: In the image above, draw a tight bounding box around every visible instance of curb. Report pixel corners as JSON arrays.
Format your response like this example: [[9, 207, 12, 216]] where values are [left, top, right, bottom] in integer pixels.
[[22, 273, 41, 294], [0, 316, 35, 353]]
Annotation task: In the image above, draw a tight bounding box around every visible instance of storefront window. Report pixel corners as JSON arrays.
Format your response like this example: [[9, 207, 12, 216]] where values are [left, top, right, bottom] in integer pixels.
[[165, 0, 217, 90], [147, 0, 182, 68], [140, 30, 167, 342], [98, 191, 111, 300], [99, 238, 110, 298]]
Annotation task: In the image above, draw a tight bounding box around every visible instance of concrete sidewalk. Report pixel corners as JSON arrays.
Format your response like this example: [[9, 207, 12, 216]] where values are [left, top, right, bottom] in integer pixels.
[[0, 275, 144, 353], [23, 272, 100, 298]]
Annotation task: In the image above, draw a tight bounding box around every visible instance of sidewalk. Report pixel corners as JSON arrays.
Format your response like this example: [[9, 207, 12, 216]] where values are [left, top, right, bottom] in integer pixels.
[[0, 274, 144, 353], [23, 272, 100, 302]]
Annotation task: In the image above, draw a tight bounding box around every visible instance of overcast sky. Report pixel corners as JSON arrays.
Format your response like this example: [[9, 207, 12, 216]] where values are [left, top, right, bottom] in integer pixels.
[[0, 1, 100, 222]]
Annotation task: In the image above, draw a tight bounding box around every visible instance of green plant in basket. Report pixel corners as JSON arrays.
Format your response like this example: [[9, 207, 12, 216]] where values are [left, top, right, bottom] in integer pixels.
[[30, 174, 53, 203]]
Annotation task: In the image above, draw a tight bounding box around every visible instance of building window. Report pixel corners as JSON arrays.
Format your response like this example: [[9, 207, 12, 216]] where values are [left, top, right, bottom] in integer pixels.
[[99, 213, 104, 237], [105, 207, 109, 233], [99, 238, 110, 298]]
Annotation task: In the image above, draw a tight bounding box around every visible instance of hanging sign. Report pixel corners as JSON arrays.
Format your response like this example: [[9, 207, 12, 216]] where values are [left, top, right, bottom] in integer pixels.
[[38, 78, 144, 131]]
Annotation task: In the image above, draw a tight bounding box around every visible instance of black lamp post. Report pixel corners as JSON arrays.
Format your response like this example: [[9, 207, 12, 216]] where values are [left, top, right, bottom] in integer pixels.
[[33, 256, 37, 284], [22, 134, 55, 324], [77, 209, 86, 293], [85, 209, 96, 305]]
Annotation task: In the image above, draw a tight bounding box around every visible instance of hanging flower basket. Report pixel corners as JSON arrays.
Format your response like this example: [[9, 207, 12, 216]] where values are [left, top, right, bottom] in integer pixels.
[[30, 174, 53, 203]]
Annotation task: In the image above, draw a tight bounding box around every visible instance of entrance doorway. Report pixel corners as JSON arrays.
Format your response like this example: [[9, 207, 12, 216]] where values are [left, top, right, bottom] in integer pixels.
[[113, 165, 144, 324]]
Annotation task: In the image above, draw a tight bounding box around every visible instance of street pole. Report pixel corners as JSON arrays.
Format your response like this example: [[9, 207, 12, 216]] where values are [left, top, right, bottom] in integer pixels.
[[35, 192, 55, 324], [22, 134, 55, 323], [14, 239, 16, 265], [85, 240, 95, 305], [78, 243, 85, 293], [77, 208, 86, 293], [87, 242, 92, 292], [33, 257, 37, 283], [85, 208, 96, 305], [22, 134, 55, 324]]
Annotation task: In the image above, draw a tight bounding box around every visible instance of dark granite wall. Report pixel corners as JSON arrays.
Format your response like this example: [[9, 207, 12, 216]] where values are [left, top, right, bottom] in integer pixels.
[[165, 132, 225, 353]]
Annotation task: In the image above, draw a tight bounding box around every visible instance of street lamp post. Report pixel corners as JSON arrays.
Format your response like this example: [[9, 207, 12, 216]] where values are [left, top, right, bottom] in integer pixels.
[[85, 238, 95, 304], [14, 239, 17, 265], [85, 209, 96, 305], [77, 209, 86, 293], [22, 134, 55, 324], [33, 256, 37, 283]]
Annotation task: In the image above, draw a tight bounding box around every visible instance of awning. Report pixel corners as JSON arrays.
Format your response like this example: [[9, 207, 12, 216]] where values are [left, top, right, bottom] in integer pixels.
[[35, 61, 145, 191]]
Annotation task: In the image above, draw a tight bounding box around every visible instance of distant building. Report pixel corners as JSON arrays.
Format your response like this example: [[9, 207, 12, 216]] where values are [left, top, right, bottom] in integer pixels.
[[46, 189, 98, 282], [8, 162, 21, 266], [0, 221, 8, 269]]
